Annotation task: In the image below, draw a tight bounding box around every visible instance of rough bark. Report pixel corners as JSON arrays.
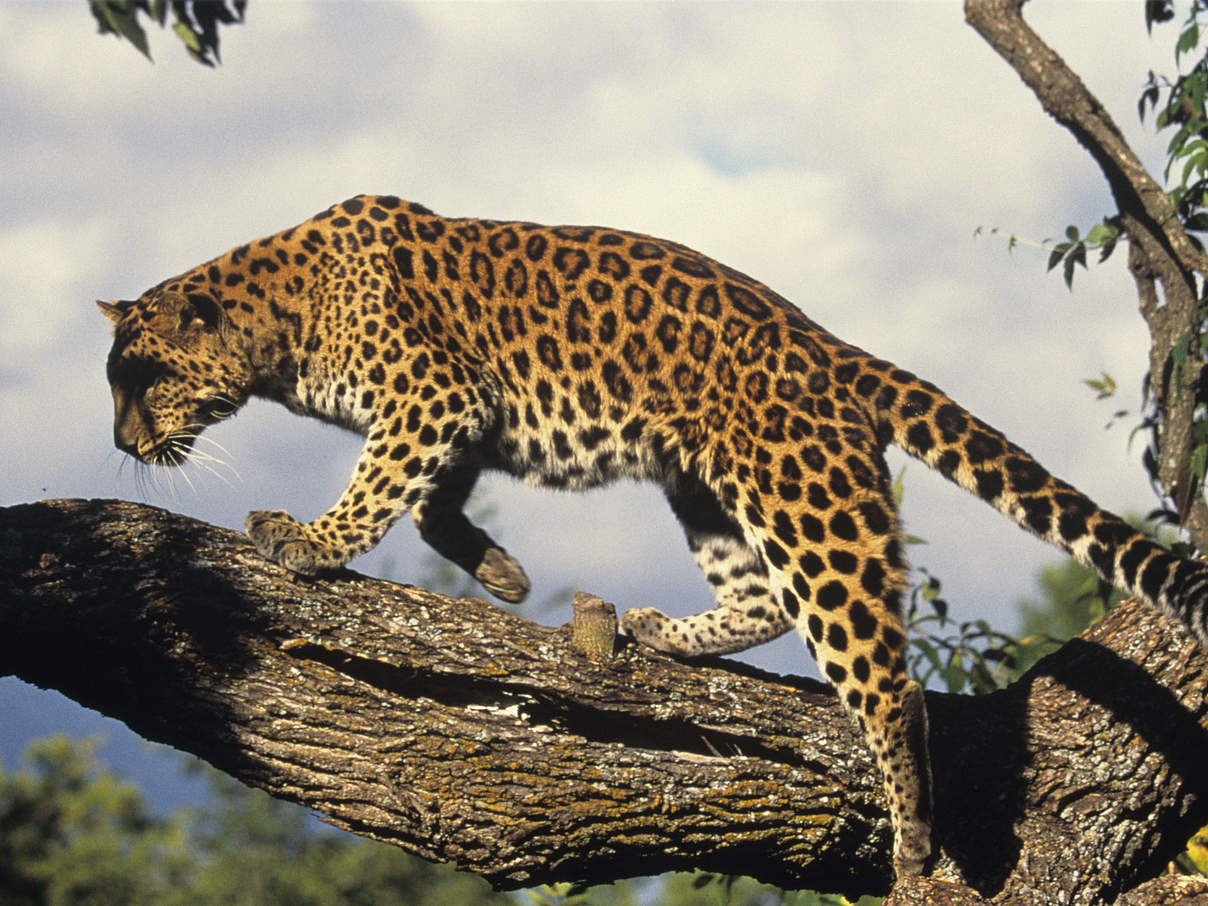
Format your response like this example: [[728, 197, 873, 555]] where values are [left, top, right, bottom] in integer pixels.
[[965, 0, 1208, 548], [2, 499, 1207, 904]]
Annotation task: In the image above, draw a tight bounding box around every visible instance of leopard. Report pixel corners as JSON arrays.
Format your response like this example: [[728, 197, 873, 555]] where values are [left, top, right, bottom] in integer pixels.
[[99, 194, 1208, 878]]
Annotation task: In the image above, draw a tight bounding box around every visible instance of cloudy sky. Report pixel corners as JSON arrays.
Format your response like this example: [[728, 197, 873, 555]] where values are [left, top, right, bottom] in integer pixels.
[[0, 1, 1188, 796]]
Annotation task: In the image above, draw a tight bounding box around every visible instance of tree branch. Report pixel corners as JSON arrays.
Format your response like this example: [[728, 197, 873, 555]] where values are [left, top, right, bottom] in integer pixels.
[[2, 499, 1208, 903], [965, 0, 1208, 549]]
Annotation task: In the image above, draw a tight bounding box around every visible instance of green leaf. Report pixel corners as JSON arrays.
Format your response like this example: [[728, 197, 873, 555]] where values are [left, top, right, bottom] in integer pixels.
[[1146, 0, 1175, 34], [1063, 242, 1087, 289], [1140, 81, 1161, 122], [1167, 121, 1195, 158], [1177, 22, 1200, 58], [980, 647, 1007, 663], [91, 0, 152, 59], [1172, 331, 1192, 367], [913, 638, 943, 675], [90, 0, 244, 66], [1191, 442, 1208, 484], [941, 664, 968, 694], [892, 465, 907, 506], [172, 20, 201, 54], [1181, 148, 1208, 185], [1083, 372, 1117, 400]]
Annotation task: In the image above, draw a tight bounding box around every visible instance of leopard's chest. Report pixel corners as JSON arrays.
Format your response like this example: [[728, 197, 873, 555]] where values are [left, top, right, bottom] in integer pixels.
[[281, 357, 378, 434]]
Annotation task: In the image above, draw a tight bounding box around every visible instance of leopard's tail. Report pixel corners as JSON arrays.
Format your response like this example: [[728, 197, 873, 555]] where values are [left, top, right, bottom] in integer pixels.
[[863, 359, 1208, 650]]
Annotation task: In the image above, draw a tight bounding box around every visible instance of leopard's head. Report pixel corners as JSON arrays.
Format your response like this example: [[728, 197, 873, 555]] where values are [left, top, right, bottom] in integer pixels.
[[98, 289, 247, 466]]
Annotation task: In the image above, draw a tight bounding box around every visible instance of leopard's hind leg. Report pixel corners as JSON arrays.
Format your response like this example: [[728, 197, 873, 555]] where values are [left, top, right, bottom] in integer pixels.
[[622, 469, 793, 656], [622, 437, 934, 876], [746, 432, 933, 876]]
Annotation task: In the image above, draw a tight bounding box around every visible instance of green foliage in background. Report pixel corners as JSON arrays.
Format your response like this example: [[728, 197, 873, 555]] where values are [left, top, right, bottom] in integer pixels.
[[524, 876, 879, 906], [904, 570, 1053, 695], [0, 736, 508, 906]]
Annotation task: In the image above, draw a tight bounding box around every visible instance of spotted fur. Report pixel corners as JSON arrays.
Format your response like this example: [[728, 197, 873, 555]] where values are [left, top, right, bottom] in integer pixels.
[[100, 195, 1208, 876]]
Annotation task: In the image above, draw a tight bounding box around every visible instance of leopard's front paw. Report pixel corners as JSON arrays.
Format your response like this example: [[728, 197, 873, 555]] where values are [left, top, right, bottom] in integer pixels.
[[474, 547, 531, 603], [621, 607, 691, 656], [245, 510, 343, 576]]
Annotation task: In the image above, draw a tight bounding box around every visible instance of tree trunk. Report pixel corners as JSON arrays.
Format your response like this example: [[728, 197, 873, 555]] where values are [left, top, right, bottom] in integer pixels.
[[1, 499, 1207, 904], [965, 0, 1208, 547]]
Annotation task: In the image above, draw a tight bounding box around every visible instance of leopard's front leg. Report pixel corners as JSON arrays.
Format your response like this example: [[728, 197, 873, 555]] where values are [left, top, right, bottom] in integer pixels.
[[410, 462, 530, 602], [245, 417, 442, 575], [245, 466, 401, 576], [245, 508, 348, 575], [246, 421, 528, 599]]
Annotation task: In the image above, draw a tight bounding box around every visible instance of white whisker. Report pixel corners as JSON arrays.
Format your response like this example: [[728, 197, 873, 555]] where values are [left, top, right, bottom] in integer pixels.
[[170, 447, 197, 494], [191, 433, 236, 460], [187, 454, 238, 490], [146, 459, 178, 500], [181, 432, 242, 484], [109, 405, 245, 501], [186, 446, 226, 466]]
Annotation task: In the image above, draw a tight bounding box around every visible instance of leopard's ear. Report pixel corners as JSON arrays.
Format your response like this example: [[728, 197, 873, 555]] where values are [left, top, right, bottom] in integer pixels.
[[160, 290, 223, 333], [96, 299, 133, 323]]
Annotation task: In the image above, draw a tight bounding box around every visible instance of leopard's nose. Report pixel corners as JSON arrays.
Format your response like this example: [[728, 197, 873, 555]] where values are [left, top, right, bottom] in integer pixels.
[[114, 424, 141, 458]]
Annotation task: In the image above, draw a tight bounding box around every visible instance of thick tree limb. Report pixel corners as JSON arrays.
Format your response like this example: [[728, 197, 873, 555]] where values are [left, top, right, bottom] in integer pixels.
[[965, 0, 1208, 547], [2, 499, 1208, 903]]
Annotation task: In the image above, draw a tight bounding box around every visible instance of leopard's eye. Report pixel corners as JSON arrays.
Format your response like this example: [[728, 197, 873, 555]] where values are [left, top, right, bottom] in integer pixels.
[[110, 355, 171, 392], [144, 379, 170, 406], [200, 396, 236, 421]]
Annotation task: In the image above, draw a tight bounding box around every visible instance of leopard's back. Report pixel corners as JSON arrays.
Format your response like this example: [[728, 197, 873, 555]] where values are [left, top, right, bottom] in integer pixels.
[[346, 202, 828, 488]]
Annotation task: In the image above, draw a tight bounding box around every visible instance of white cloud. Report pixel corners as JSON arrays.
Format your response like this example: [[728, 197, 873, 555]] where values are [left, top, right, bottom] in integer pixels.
[[0, 216, 110, 358]]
